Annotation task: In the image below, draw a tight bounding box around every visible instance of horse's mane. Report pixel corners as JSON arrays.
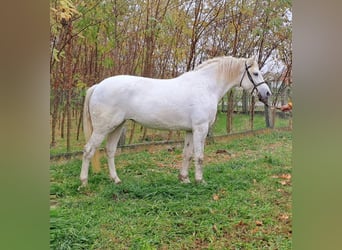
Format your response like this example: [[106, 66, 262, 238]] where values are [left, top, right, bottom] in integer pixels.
[[193, 56, 247, 81]]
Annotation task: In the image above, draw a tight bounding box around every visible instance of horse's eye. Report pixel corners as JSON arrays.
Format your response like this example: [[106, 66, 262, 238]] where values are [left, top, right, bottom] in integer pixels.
[[253, 72, 259, 76]]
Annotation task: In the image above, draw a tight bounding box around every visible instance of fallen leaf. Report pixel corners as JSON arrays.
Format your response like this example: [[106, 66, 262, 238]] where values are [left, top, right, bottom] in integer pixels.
[[279, 213, 290, 221], [272, 173, 291, 180], [213, 194, 220, 201], [255, 220, 263, 226], [216, 149, 230, 154], [279, 173, 291, 180], [235, 221, 248, 228], [272, 173, 292, 185], [279, 180, 291, 186], [280, 180, 287, 185], [251, 227, 259, 234]]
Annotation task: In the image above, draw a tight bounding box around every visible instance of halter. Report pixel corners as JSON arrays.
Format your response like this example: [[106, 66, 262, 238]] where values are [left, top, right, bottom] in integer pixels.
[[239, 62, 268, 95]]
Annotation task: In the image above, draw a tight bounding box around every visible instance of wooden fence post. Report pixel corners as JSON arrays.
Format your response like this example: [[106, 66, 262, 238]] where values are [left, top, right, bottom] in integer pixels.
[[269, 107, 276, 129], [249, 96, 255, 130], [226, 89, 234, 133]]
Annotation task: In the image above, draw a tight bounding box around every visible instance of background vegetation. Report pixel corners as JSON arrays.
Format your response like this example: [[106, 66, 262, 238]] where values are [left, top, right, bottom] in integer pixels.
[[50, 0, 292, 152]]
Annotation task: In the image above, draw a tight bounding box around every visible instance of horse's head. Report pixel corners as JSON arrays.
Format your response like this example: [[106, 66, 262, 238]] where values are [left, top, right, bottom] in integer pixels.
[[239, 57, 271, 106]]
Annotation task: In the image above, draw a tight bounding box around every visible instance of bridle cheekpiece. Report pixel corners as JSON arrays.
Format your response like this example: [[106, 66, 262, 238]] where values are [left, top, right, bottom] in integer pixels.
[[239, 62, 268, 95]]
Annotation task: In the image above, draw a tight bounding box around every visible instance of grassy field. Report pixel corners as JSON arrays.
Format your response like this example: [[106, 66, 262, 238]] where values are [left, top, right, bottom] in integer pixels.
[[50, 111, 291, 155], [50, 130, 292, 249]]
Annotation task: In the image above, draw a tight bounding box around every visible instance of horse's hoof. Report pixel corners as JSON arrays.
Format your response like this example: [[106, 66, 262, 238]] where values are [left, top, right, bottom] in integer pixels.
[[195, 179, 207, 185], [178, 174, 191, 183], [80, 178, 88, 186], [78, 179, 88, 191], [180, 179, 191, 184], [111, 177, 122, 184]]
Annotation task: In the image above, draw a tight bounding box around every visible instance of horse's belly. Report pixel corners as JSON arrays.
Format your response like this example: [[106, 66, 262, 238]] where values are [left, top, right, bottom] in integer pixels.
[[139, 121, 191, 131], [129, 112, 192, 131], [125, 102, 192, 130]]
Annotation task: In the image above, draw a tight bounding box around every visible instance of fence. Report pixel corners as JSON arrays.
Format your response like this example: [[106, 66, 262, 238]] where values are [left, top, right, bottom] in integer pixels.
[[50, 108, 292, 160]]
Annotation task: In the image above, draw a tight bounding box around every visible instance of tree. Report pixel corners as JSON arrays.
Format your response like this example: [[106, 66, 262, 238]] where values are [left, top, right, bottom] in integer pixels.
[[50, 0, 292, 149]]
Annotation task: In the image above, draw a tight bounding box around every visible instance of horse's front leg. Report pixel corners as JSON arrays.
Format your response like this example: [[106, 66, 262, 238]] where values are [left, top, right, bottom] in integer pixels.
[[192, 124, 209, 183], [179, 132, 193, 183]]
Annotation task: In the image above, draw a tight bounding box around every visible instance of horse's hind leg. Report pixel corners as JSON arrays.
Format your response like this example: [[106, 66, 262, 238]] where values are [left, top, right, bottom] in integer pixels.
[[179, 132, 193, 183], [106, 123, 125, 184], [80, 132, 106, 187]]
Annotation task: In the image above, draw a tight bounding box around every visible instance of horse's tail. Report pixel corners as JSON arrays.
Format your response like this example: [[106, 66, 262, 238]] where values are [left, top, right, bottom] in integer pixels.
[[83, 84, 101, 173]]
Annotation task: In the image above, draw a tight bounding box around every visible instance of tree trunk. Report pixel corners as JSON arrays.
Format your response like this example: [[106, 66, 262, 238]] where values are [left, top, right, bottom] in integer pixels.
[[60, 106, 66, 139], [66, 90, 72, 152], [186, 0, 202, 71], [226, 89, 234, 133], [50, 88, 60, 146], [65, 22, 73, 152], [76, 96, 84, 141]]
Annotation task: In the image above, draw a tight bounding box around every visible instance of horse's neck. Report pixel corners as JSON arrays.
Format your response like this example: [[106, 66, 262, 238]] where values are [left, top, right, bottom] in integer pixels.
[[217, 79, 236, 101], [195, 63, 237, 102]]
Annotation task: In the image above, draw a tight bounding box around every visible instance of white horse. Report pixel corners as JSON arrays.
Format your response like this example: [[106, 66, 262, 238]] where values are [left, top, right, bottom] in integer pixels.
[[80, 56, 271, 186]]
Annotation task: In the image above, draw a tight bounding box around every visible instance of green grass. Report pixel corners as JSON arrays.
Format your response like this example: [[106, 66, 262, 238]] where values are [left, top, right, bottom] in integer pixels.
[[50, 130, 292, 249], [213, 111, 290, 135]]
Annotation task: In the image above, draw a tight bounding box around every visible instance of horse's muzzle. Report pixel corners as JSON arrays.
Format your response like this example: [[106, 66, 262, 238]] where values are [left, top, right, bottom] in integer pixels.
[[258, 90, 271, 106]]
